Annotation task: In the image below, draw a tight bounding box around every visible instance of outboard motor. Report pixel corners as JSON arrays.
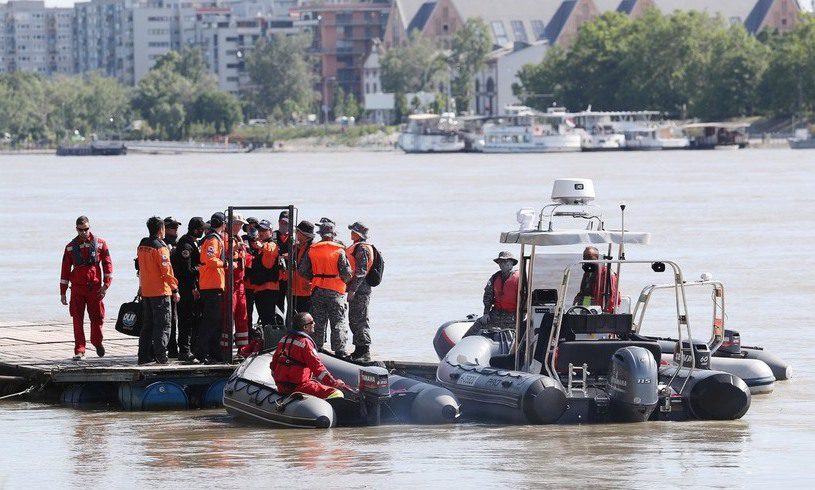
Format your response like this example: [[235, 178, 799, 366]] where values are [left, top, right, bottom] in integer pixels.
[[719, 329, 742, 356], [608, 346, 659, 422], [357, 366, 391, 425], [673, 341, 711, 369]]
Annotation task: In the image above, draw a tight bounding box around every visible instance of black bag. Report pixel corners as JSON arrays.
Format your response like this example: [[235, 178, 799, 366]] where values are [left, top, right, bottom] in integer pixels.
[[365, 244, 385, 287], [115, 296, 143, 337]]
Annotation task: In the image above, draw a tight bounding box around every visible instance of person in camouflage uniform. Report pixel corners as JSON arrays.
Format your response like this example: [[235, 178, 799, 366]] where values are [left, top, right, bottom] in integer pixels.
[[346, 221, 374, 361], [466, 251, 520, 336], [298, 222, 352, 356]]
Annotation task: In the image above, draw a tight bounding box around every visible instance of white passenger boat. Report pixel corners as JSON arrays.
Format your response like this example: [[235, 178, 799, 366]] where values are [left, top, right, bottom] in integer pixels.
[[571, 111, 626, 151], [397, 113, 465, 153], [788, 128, 815, 149], [480, 106, 583, 153]]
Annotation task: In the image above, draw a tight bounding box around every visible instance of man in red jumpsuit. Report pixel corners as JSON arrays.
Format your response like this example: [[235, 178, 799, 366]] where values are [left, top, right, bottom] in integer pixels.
[[223, 214, 250, 360], [271, 312, 349, 399], [60, 216, 113, 360]]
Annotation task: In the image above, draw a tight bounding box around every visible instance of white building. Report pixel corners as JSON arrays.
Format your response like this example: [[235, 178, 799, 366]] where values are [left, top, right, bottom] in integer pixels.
[[474, 41, 548, 116], [0, 1, 73, 76], [133, 7, 175, 82]]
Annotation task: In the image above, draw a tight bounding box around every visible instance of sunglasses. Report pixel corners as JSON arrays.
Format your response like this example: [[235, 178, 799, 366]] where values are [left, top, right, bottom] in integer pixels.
[[76, 227, 90, 232]]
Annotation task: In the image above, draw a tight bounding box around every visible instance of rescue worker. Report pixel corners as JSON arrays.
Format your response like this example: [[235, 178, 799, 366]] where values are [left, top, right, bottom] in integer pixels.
[[242, 217, 259, 326], [270, 312, 349, 399], [226, 214, 250, 360], [136, 217, 179, 365], [163, 216, 181, 357], [466, 251, 520, 336], [171, 216, 205, 363], [249, 219, 282, 326], [573, 246, 619, 312], [60, 216, 113, 360], [292, 220, 315, 314], [197, 212, 227, 364], [298, 222, 352, 356], [163, 216, 180, 248], [273, 211, 293, 316], [346, 221, 374, 362]]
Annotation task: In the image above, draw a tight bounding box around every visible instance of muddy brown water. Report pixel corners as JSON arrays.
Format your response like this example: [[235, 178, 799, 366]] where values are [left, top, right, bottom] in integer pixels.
[[1, 150, 813, 487]]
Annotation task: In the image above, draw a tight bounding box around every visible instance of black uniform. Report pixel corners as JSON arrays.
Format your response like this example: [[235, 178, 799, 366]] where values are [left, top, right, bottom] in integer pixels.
[[242, 233, 259, 327], [273, 230, 291, 319], [170, 233, 201, 359]]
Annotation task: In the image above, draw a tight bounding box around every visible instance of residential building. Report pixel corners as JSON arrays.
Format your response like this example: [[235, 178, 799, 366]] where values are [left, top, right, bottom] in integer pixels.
[[474, 41, 549, 116], [293, 2, 390, 119], [0, 1, 74, 75], [73, 0, 137, 84], [132, 6, 174, 82]]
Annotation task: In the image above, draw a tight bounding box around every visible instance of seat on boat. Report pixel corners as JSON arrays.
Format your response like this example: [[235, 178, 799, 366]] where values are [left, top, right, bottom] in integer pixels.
[[554, 341, 662, 376], [562, 313, 634, 337]]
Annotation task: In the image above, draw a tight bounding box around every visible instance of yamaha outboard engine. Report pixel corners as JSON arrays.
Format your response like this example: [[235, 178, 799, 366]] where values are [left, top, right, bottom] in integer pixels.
[[719, 329, 742, 356], [608, 346, 659, 422]]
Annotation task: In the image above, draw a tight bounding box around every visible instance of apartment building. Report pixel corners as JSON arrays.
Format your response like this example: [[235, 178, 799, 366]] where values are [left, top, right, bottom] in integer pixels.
[[0, 1, 73, 75]]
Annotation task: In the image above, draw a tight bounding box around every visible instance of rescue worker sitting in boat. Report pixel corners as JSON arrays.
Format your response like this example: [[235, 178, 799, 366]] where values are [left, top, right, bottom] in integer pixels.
[[465, 251, 520, 336], [573, 246, 619, 313], [271, 312, 350, 399]]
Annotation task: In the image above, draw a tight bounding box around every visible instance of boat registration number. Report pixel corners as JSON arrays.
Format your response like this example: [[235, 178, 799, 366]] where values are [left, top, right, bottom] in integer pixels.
[[458, 373, 480, 387]]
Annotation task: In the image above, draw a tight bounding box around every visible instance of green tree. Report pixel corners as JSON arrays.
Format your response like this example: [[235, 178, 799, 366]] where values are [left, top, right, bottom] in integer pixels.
[[758, 15, 815, 117], [344, 91, 361, 119], [0, 73, 50, 144], [192, 90, 243, 134], [448, 18, 492, 113], [695, 26, 769, 119], [381, 30, 447, 93], [246, 33, 316, 121], [394, 92, 409, 123], [333, 86, 346, 118]]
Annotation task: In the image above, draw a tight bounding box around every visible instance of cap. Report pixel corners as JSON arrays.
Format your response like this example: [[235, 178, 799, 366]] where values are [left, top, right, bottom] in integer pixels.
[[231, 213, 248, 225], [164, 216, 181, 227], [348, 221, 369, 239], [279, 210, 290, 223], [318, 222, 336, 237], [188, 216, 206, 229], [210, 212, 225, 228], [257, 219, 272, 231], [493, 251, 518, 265], [296, 220, 315, 237], [246, 217, 258, 225], [319, 217, 336, 226]]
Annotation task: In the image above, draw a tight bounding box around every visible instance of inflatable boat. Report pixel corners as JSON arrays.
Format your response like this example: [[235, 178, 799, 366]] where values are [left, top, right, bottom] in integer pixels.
[[434, 178, 756, 424], [629, 278, 791, 394], [224, 350, 460, 428]]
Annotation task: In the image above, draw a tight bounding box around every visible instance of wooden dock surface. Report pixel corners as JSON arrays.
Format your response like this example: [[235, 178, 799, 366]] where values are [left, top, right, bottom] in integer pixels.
[[0, 321, 235, 384]]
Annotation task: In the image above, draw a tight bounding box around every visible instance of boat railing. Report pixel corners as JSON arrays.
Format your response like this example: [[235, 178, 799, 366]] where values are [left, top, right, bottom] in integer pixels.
[[631, 279, 725, 353], [529, 259, 696, 395]]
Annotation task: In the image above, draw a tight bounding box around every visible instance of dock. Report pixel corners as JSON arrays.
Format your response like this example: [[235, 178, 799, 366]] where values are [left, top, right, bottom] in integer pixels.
[[0, 321, 235, 409], [0, 321, 439, 410]]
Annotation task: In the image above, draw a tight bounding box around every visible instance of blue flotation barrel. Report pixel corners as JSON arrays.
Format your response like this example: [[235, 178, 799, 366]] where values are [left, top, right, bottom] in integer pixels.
[[118, 381, 189, 410]]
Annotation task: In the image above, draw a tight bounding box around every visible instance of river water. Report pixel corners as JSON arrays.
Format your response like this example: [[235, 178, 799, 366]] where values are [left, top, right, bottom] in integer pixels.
[[1, 150, 814, 488]]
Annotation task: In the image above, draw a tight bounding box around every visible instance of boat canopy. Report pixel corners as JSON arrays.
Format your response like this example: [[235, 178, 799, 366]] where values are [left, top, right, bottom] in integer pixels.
[[500, 229, 650, 246]]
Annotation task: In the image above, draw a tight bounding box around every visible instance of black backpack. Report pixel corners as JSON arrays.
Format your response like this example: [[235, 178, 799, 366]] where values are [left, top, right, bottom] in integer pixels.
[[366, 244, 385, 287]]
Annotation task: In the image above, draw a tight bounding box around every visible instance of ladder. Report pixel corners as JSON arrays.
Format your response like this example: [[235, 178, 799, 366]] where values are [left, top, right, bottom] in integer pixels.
[[567, 363, 588, 396]]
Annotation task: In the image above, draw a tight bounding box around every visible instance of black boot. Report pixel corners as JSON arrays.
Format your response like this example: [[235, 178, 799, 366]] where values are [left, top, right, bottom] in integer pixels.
[[351, 345, 370, 362]]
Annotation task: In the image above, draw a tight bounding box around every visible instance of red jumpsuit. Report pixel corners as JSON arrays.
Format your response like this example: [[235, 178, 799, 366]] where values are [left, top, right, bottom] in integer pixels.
[[270, 331, 343, 398], [221, 236, 250, 357], [60, 234, 113, 355]]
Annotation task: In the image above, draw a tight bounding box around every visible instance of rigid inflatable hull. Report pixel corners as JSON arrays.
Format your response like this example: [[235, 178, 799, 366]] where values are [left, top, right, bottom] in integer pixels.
[[224, 351, 460, 428]]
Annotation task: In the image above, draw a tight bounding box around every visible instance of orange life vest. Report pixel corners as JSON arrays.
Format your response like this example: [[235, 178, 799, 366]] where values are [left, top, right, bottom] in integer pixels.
[[292, 242, 313, 297], [199, 232, 225, 291], [493, 270, 520, 313], [346, 241, 373, 276], [309, 241, 347, 294]]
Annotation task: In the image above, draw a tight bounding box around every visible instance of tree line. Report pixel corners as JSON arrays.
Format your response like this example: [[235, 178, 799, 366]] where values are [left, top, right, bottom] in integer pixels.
[[514, 10, 815, 121]]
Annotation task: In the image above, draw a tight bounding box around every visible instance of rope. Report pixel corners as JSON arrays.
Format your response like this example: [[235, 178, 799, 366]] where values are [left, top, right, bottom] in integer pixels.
[[0, 385, 37, 400]]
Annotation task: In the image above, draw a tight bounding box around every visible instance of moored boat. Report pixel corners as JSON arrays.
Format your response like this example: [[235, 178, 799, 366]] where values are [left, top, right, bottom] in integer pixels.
[[224, 350, 460, 428], [480, 106, 582, 153], [433, 178, 772, 424], [397, 113, 465, 153]]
